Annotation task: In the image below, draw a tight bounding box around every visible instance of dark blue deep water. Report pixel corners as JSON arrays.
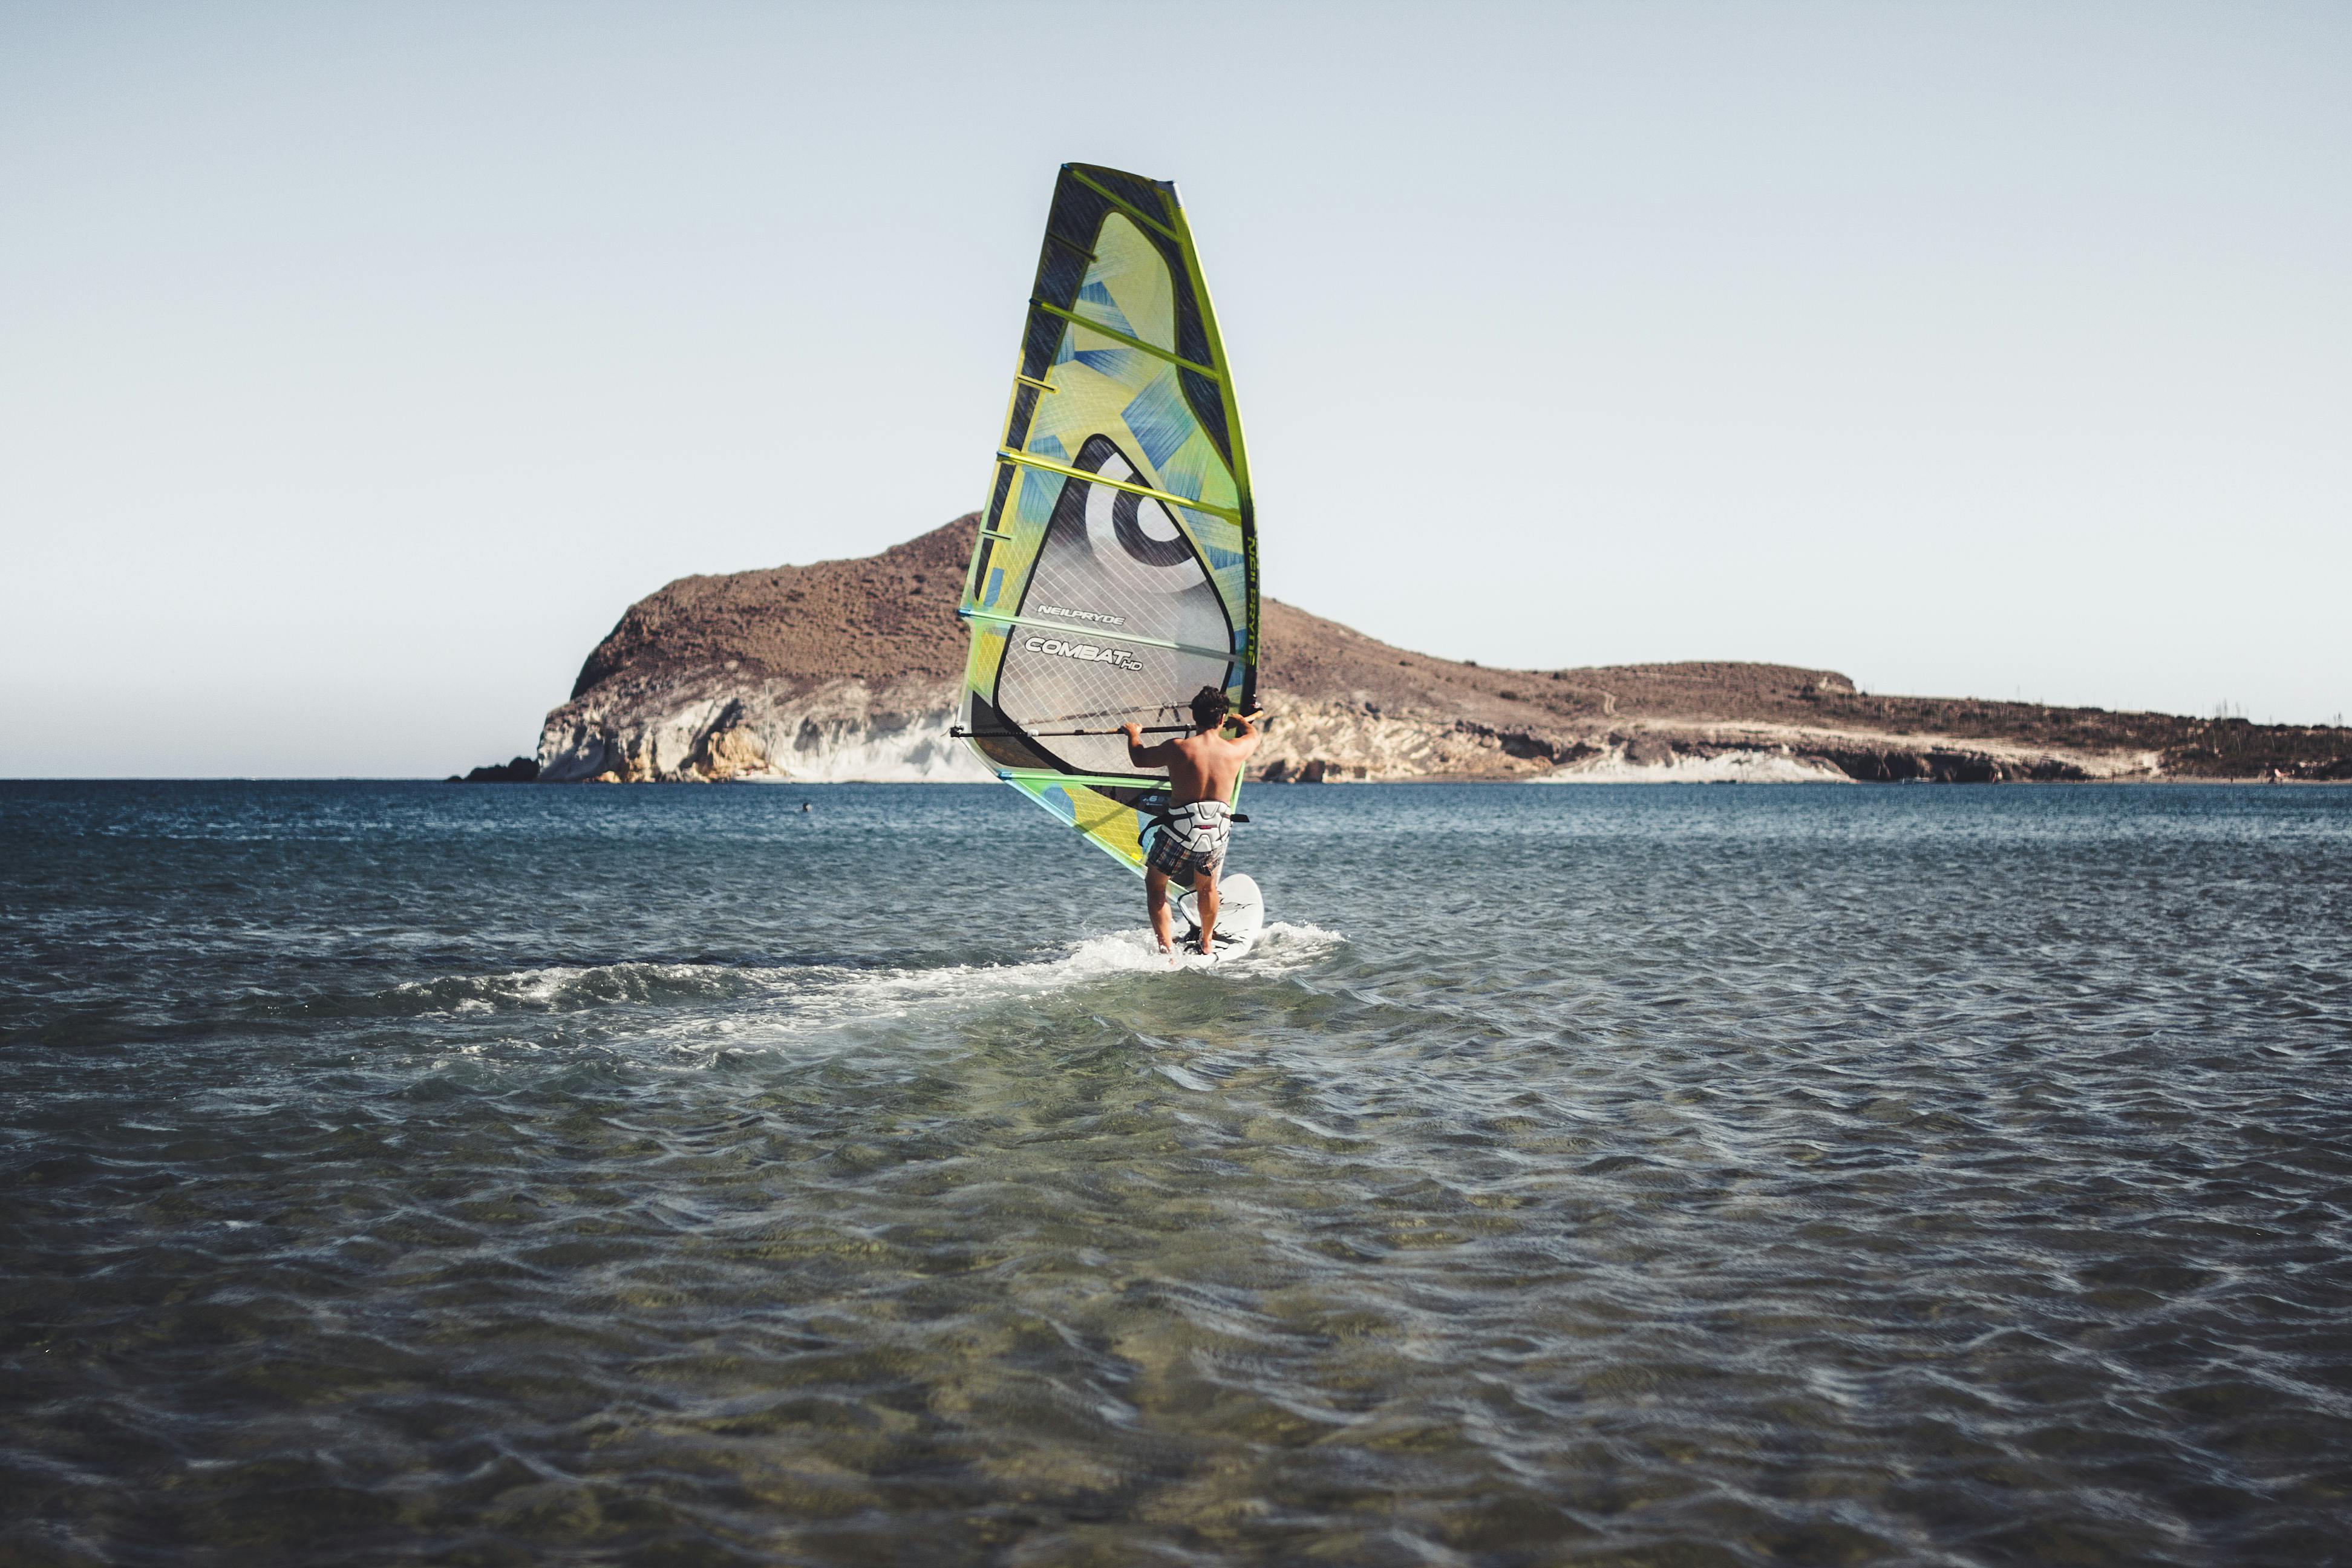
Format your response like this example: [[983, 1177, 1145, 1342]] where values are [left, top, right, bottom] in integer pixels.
[[4, 781, 2350, 1566]]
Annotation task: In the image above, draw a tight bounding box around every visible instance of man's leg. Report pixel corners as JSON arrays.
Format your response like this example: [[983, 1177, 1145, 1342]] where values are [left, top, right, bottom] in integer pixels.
[[1192, 868, 1219, 956], [1145, 868, 1175, 954]]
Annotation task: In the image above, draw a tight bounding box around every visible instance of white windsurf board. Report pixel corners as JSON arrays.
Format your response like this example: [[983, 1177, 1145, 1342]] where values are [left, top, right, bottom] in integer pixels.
[[1175, 874, 1266, 964]]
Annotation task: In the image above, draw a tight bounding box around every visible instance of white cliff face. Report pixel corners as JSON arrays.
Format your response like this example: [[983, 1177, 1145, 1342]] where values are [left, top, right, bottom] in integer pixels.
[[538, 673, 990, 783], [1247, 699, 1547, 781], [538, 675, 2164, 788], [1541, 746, 1855, 783], [534, 681, 1546, 786], [1245, 703, 2160, 785], [1534, 723, 2159, 785]]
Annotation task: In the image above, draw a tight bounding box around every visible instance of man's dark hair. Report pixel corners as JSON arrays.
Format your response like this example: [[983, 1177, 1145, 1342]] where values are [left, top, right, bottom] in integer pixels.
[[1189, 687, 1231, 731]]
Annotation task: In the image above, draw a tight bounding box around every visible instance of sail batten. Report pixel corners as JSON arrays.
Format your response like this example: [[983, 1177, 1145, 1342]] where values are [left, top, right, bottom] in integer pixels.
[[991, 451, 1239, 518], [957, 165, 1258, 879], [958, 610, 1239, 663], [1032, 303, 1221, 377]]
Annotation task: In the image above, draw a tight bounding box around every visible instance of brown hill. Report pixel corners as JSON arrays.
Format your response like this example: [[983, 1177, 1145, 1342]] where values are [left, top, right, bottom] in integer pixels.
[[542, 515, 2350, 784], [570, 517, 978, 698]]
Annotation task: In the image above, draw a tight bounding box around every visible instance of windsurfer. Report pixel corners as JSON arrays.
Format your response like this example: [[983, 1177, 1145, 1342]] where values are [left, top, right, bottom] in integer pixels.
[[1122, 687, 1264, 957]]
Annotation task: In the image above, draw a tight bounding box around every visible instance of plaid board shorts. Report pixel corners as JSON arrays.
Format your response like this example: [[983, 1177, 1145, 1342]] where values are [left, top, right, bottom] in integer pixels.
[[1146, 802, 1231, 883]]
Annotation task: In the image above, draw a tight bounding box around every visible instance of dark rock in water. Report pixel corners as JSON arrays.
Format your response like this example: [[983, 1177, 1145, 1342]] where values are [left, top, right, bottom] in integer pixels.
[[1625, 735, 1674, 767], [452, 757, 540, 783]]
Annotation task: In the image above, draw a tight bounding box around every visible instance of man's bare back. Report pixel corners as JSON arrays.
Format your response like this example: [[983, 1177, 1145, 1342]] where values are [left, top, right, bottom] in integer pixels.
[[1138, 718, 1261, 805]]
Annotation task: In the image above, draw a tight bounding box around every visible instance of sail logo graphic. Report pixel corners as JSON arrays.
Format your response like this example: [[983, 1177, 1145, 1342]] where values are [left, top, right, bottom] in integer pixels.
[[1024, 636, 1142, 671]]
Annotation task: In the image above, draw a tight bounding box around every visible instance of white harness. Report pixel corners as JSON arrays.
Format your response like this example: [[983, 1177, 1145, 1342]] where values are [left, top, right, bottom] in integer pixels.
[[1162, 799, 1233, 857]]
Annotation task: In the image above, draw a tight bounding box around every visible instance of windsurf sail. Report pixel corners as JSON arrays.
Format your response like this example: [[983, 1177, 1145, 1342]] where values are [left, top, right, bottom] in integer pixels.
[[955, 164, 1258, 877]]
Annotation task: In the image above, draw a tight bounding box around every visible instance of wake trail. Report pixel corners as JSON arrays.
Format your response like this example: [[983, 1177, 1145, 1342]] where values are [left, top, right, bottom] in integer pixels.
[[376, 923, 1351, 1059]]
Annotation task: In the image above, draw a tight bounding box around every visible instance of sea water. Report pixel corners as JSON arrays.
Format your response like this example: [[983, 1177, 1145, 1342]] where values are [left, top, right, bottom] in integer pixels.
[[3, 780, 2348, 1566]]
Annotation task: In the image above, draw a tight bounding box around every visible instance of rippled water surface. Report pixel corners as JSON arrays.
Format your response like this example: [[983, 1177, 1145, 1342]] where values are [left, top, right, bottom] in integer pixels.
[[5, 780, 2351, 1566]]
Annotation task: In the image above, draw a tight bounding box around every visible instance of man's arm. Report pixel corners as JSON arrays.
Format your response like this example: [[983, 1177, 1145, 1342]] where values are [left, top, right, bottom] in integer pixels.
[[1120, 722, 1176, 768], [1227, 710, 1266, 758]]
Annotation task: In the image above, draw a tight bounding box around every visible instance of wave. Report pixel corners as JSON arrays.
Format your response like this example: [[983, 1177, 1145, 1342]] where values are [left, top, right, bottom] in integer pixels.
[[357, 921, 1350, 1048]]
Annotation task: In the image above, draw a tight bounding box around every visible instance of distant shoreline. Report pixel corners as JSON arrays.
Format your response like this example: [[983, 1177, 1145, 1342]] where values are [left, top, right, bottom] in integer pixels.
[[12, 776, 2347, 789]]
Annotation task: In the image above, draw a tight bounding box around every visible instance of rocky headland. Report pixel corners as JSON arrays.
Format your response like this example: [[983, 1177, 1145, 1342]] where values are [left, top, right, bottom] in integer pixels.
[[518, 516, 2351, 785]]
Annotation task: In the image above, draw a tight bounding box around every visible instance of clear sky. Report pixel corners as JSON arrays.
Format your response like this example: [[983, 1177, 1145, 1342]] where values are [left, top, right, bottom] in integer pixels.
[[4, 1, 2345, 776]]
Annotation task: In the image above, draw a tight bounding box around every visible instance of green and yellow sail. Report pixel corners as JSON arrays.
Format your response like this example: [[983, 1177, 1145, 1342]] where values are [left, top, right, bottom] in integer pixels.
[[956, 165, 1258, 876]]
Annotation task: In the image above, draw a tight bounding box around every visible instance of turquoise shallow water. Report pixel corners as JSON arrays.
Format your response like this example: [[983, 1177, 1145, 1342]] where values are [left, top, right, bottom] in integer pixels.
[[4, 780, 2350, 1566]]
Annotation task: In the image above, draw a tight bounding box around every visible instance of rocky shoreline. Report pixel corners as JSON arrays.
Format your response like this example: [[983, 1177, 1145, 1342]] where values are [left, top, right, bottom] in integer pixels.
[[512, 682, 2188, 788], [465, 516, 2351, 786]]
